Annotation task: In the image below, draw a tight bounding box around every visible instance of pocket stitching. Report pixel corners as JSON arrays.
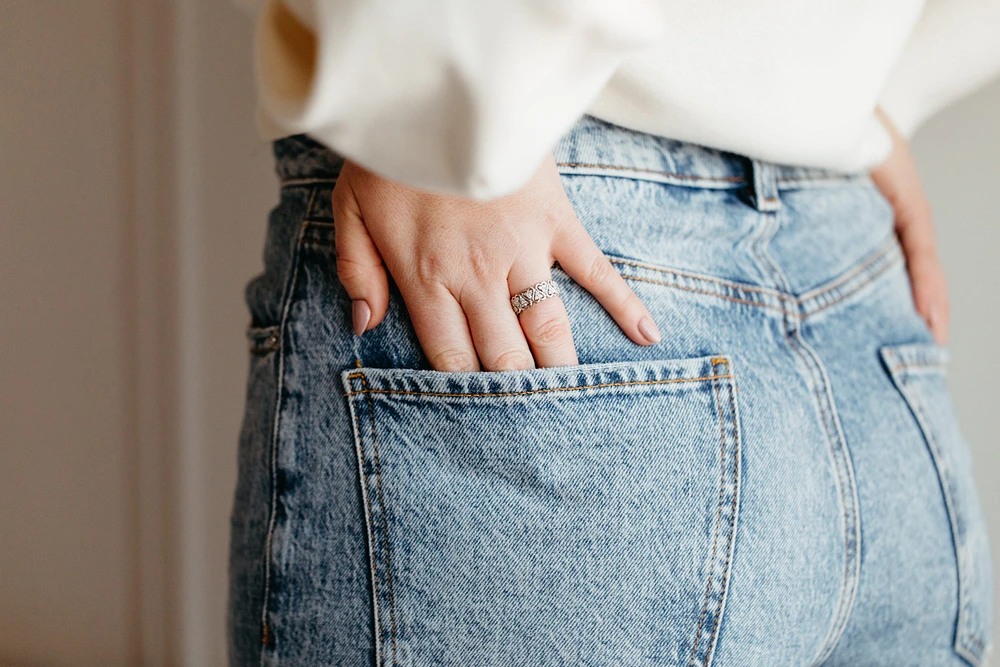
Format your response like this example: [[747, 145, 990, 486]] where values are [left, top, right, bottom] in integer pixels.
[[898, 377, 986, 662], [687, 359, 739, 666], [688, 359, 736, 667], [350, 371, 401, 667], [882, 346, 988, 663], [347, 357, 742, 666], [341, 371, 732, 400]]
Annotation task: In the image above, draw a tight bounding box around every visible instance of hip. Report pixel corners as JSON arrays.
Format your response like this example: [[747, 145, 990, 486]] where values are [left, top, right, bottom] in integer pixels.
[[229, 118, 992, 666]]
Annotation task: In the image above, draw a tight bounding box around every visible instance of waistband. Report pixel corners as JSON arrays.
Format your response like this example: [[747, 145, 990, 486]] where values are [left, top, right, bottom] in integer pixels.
[[274, 115, 867, 212]]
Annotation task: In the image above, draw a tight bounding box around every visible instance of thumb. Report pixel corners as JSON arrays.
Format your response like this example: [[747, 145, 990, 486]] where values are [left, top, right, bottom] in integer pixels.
[[332, 180, 389, 336]]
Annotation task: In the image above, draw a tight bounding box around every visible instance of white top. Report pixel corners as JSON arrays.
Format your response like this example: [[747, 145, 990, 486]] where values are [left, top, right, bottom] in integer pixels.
[[248, 0, 1000, 199]]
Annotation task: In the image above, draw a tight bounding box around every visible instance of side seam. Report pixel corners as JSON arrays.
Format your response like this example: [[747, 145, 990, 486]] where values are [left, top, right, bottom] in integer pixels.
[[258, 187, 317, 665]]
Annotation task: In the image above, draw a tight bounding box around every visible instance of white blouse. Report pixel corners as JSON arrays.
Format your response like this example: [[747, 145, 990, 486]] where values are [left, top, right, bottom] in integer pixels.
[[247, 0, 1000, 199]]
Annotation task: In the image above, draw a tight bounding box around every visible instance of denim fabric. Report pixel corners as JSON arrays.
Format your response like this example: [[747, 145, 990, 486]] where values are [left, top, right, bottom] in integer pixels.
[[228, 116, 993, 666]]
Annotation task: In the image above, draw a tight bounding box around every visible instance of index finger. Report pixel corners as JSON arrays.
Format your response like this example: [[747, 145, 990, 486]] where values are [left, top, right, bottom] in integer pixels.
[[554, 224, 661, 346]]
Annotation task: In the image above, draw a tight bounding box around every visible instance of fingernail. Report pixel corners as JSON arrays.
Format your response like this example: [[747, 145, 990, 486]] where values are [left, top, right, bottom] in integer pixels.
[[924, 308, 935, 329], [638, 317, 661, 344], [926, 308, 946, 344], [352, 299, 371, 337]]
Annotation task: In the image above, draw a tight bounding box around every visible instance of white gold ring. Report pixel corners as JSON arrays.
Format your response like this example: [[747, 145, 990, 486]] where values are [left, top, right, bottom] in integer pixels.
[[510, 280, 560, 316]]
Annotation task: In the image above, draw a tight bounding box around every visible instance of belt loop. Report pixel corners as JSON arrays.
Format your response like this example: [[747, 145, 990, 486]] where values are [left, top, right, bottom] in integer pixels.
[[749, 159, 782, 212]]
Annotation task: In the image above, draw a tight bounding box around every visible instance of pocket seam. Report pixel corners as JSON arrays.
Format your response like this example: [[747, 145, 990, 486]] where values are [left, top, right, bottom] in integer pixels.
[[349, 371, 400, 667], [345, 355, 742, 666], [687, 358, 741, 666], [881, 344, 989, 664], [897, 377, 986, 662]]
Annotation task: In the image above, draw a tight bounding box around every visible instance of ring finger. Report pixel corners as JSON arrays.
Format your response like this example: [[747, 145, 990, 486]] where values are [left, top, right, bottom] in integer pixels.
[[508, 260, 578, 368]]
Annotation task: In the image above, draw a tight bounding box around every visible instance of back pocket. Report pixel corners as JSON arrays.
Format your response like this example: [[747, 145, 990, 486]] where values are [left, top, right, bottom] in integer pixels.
[[881, 344, 993, 665], [342, 355, 741, 667]]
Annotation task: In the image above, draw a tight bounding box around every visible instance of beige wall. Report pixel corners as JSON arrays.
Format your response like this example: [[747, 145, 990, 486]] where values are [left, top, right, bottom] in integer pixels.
[[0, 2, 133, 665], [913, 80, 1000, 641], [0, 1, 997, 665]]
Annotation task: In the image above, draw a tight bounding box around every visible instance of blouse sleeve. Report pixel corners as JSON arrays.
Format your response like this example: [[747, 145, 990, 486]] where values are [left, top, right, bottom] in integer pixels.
[[254, 0, 665, 199], [878, 0, 1000, 138]]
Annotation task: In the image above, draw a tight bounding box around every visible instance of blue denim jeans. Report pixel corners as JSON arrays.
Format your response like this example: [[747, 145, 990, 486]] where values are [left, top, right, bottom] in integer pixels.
[[228, 116, 993, 666]]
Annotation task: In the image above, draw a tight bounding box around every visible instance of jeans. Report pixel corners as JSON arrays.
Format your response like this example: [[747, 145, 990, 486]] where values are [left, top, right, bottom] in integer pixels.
[[228, 116, 993, 666]]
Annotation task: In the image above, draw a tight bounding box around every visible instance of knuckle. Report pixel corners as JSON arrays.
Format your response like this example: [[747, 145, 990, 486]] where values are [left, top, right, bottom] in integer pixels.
[[529, 316, 571, 346], [415, 253, 446, 284], [429, 348, 478, 372], [583, 254, 615, 286], [335, 256, 373, 283], [467, 245, 497, 280], [491, 349, 533, 371]]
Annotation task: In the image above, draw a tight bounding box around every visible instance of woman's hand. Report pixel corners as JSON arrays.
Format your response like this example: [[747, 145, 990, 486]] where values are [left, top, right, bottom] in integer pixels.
[[872, 108, 949, 344], [332, 155, 661, 371]]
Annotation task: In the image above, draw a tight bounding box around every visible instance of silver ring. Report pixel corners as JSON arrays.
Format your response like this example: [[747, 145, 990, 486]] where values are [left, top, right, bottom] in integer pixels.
[[510, 280, 560, 315]]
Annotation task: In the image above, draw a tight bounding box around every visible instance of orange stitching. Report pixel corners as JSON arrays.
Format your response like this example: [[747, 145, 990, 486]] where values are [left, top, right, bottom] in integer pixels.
[[901, 386, 982, 654], [756, 214, 857, 656], [280, 177, 338, 188], [360, 375, 399, 666], [556, 161, 744, 183], [609, 257, 788, 298], [800, 237, 899, 306], [706, 374, 741, 655], [303, 184, 321, 219], [886, 361, 945, 375], [812, 235, 897, 296], [347, 375, 384, 657], [688, 365, 730, 666], [749, 211, 857, 659], [259, 215, 311, 653], [801, 249, 901, 320], [622, 274, 791, 315], [343, 373, 731, 399], [302, 219, 336, 229], [789, 327, 857, 652]]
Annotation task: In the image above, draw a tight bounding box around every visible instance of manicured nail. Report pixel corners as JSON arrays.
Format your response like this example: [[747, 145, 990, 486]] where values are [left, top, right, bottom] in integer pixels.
[[925, 307, 937, 331], [926, 308, 947, 344], [638, 317, 661, 344], [352, 299, 371, 337]]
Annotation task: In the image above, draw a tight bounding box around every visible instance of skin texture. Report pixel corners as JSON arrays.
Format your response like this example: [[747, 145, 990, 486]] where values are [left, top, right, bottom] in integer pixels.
[[872, 108, 949, 344], [334, 116, 947, 369], [332, 155, 661, 372]]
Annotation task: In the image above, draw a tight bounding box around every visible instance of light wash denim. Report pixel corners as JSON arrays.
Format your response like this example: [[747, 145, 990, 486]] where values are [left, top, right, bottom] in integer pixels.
[[228, 116, 994, 666]]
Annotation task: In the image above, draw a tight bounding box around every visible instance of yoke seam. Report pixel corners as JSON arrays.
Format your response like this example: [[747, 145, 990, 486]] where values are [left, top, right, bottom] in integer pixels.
[[605, 235, 902, 321], [798, 236, 898, 302], [617, 274, 790, 315]]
